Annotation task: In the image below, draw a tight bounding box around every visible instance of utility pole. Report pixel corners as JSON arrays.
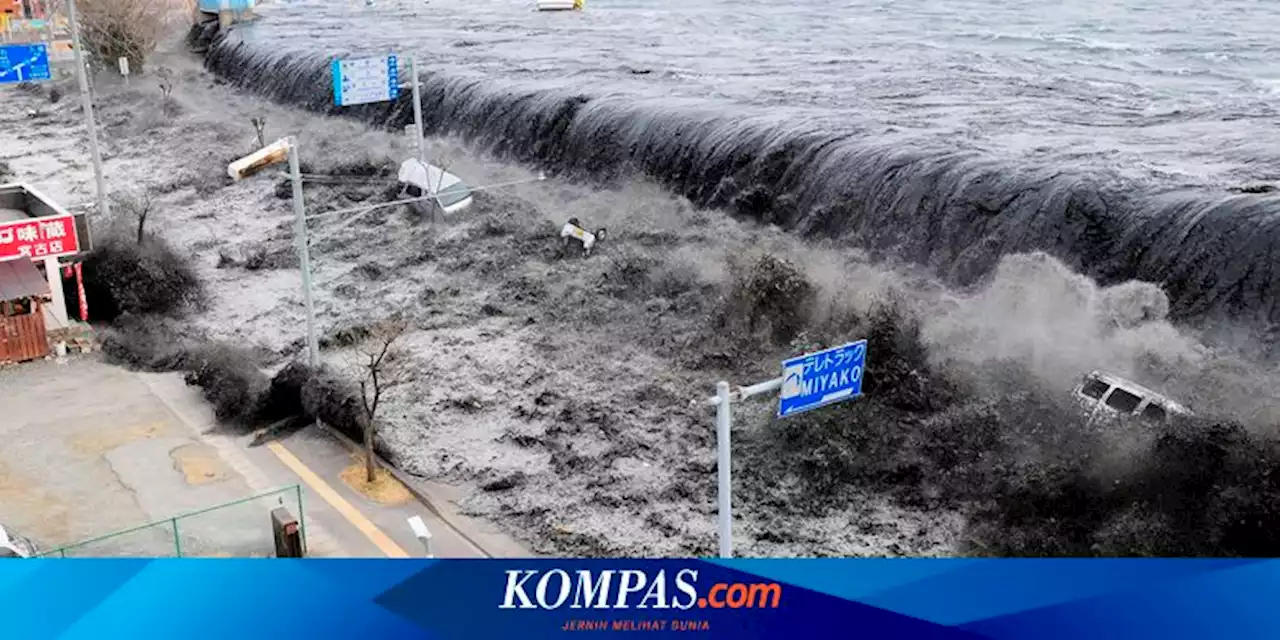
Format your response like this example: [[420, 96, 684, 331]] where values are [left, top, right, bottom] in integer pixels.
[[286, 138, 320, 368], [65, 0, 109, 218], [232, 137, 546, 373]]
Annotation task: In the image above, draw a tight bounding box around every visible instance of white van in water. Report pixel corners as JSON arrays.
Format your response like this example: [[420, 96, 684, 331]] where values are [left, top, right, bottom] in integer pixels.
[[1073, 370, 1192, 423], [396, 159, 474, 216]]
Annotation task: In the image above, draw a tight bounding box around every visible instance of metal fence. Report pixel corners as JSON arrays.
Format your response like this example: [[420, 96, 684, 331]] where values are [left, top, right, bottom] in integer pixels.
[[39, 485, 306, 558]]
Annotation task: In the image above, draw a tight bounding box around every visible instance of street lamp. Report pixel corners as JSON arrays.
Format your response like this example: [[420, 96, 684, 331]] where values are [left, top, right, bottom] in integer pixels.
[[229, 137, 547, 369], [229, 136, 319, 366]]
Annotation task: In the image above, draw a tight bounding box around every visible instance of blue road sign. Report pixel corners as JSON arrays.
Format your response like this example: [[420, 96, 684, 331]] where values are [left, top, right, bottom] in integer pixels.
[[331, 55, 399, 107], [0, 43, 52, 85], [778, 339, 867, 418]]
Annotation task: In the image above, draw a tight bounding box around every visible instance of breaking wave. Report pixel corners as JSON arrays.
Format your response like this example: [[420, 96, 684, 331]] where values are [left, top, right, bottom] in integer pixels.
[[199, 29, 1280, 333]]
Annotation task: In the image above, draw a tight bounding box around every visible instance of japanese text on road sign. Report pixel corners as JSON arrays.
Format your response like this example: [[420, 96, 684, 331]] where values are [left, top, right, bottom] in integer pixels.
[[778, 340, 867, 417], [0, 215, 80, 261], [0, 43, 52, 85], [330, 55, 399, 107]]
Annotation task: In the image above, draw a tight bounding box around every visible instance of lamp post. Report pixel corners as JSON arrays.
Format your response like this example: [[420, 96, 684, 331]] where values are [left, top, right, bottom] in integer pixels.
[[289, 143, 320, 367], [228, 137, 317, 366], [231, 137, 547, 368]]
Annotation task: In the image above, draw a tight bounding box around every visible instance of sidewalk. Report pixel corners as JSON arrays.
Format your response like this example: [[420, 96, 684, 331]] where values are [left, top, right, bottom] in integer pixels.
[[139, 368, 531, 558], [0, 355, 527, 558], [0, 359, 285, 557]]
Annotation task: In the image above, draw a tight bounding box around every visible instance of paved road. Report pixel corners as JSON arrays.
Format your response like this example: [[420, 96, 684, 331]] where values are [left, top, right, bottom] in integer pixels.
[[0, 356, 526, 558]]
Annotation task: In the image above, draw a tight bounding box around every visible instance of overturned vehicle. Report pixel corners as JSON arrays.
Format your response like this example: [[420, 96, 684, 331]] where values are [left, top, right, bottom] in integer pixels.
[[395, 159, 474, 218], [1073, 370, 1192, 424]]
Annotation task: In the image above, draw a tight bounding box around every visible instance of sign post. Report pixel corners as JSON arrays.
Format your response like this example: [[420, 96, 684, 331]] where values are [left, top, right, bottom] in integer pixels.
[[702, 339, 867, 558], [408, 56, 425, 165], [331, 53, 425, 164], [714, 380, 733, 558]]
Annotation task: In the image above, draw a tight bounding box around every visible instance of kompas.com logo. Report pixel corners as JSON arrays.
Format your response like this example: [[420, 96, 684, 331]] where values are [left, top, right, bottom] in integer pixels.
[[498, 568, 782, 610]]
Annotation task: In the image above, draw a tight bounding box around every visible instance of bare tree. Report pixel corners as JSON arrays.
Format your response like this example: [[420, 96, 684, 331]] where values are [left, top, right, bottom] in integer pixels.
[[251, 115, 268, 149], [356, 316, 412, 482], [131, 191, 154, 244], [111, 190, 155, 244], [156, 67, 174, 102], [79, 0, 181, 73]]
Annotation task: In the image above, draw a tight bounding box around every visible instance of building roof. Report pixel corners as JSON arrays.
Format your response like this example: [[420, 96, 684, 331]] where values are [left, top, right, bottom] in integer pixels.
[[0, 257, 49, 302]]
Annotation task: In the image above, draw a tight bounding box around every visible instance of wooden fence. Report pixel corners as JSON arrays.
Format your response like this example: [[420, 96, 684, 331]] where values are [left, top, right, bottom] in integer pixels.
[[0, 307, 49, 363]]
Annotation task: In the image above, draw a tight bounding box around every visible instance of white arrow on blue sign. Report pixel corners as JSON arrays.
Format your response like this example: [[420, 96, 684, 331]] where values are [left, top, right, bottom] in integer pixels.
[[0, 43, 52, 85], [778, 339, 867, 417]]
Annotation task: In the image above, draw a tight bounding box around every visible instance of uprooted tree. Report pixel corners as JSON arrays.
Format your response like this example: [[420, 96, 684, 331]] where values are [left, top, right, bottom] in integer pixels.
[[356, 316, 412, 482]]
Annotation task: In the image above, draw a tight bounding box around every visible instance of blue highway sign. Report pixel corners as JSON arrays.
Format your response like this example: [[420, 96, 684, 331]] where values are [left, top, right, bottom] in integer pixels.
[[331, 55, 399, 107], [0, 43, 52, 85], [778, 339, 867, 418]]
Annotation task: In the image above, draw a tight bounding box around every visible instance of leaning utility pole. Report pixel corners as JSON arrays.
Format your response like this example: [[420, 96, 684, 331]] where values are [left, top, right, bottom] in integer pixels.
[[65, 0, 109, 218]]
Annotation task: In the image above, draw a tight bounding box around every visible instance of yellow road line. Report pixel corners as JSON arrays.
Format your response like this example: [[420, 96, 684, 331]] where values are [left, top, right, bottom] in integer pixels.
[[266, 441, 409, 558]]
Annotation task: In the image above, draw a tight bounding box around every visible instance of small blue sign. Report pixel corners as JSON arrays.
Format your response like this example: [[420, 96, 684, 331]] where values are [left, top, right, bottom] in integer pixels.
[[197, 0, 254, 12], [331, 54, 399, 107], [0, 43, 52, 85], [778, 340, 867, 418]]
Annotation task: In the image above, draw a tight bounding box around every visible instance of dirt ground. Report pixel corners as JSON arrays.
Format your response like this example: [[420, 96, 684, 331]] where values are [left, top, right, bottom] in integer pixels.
[[4, 38, 1276, 557]]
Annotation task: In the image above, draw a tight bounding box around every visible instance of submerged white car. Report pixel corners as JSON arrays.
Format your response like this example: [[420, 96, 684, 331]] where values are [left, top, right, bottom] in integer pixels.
[[1073, 370, 1192, 424], [396, 159, 474, 217], [0, 524, 38, 558]]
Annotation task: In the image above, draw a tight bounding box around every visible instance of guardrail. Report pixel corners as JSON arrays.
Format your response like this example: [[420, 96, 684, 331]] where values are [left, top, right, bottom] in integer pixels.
[[39, 485, 305, 558]]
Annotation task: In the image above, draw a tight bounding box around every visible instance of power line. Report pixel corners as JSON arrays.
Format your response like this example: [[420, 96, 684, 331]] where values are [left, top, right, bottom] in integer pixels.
[[304, 174, 546, 222]]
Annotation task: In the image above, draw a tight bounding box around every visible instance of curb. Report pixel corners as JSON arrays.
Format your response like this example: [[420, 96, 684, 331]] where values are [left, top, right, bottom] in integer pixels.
[[311, 420, 529, 558]]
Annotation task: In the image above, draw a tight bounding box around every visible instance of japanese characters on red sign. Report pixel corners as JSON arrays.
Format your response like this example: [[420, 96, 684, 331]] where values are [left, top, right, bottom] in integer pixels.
[[0, 215, 80, 261]]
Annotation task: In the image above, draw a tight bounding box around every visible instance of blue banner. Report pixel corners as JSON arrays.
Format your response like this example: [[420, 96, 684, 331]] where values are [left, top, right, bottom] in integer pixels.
[[3, 559, 1279, 639]]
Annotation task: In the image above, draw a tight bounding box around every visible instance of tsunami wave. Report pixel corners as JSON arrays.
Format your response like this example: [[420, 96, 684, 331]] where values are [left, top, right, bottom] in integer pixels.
[[199, 29, 1280, 332]]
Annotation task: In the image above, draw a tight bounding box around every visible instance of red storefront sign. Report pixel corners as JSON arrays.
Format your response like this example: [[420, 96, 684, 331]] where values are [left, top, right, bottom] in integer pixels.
[[0, 214, 80, 261]]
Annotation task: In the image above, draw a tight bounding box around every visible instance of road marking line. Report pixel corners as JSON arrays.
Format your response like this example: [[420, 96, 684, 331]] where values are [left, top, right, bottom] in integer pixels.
[[266, 441, 409, 558]]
